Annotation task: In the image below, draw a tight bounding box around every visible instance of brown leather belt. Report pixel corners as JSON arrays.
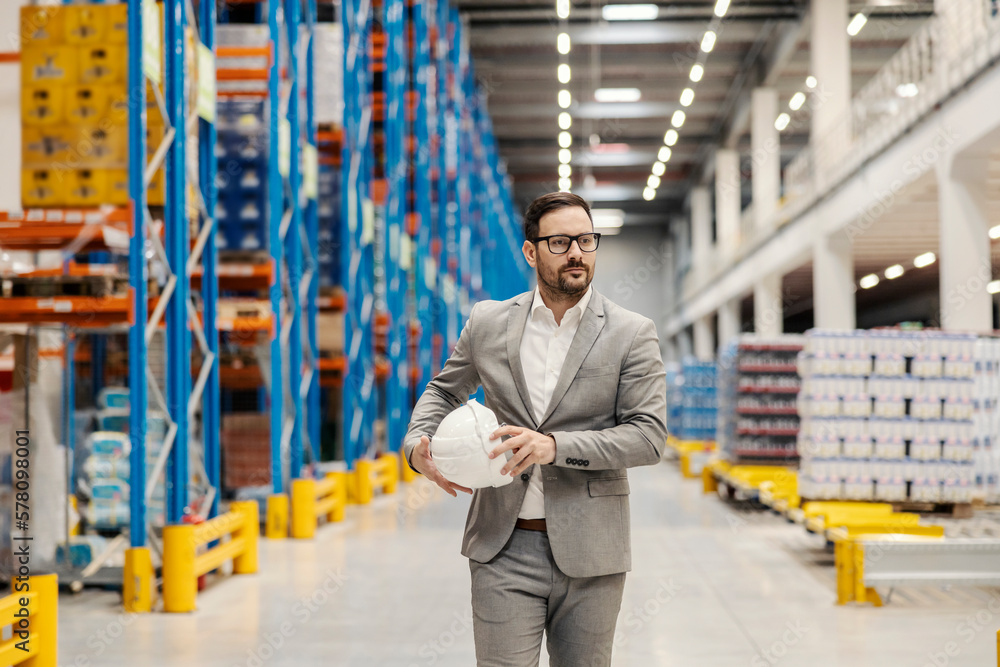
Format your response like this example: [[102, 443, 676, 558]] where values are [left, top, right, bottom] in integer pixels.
[[515, 518, 547, 532]]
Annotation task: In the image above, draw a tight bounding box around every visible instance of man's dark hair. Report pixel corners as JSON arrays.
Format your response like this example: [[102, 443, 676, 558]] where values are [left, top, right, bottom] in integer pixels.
[[523, 192, 593, 241]]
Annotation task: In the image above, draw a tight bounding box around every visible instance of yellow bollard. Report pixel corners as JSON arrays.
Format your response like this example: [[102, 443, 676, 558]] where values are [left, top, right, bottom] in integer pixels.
[[24, 574, 58, 667], [354, 460, 374, 504], [327, 472, 347, 522], [291, 479, 317, 539], [702, 465, 717, 494], [265, 494, 288, 539], [380, 453, 399, 495], [231, 501, 259, 574], [123, 547, 154, 613], [399, 450, 417, 483], [162, 523, 197, 613]]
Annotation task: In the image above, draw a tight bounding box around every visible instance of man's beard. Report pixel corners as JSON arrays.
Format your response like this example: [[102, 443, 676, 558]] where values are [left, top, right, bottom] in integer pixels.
[[538, 261, 590, 299]]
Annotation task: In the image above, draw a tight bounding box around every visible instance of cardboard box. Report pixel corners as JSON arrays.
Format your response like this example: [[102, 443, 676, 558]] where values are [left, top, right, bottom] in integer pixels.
[[317, 312, 345, 354]]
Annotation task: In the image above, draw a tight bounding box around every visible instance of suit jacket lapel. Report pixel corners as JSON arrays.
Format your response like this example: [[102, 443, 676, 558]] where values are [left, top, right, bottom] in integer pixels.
[[539, 291, 606, 426], [506, 292, 538, 428]]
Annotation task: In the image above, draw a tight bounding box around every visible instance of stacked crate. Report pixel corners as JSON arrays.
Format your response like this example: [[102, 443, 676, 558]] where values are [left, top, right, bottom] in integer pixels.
[[317, 126, 342, 289], [718, 335, 804, 463], [796, 329, 981, 503], [668, 360, 718, 442], [19, 4, 191, 208], [221, 413, 271, 490], [215, 99, 268, 251]]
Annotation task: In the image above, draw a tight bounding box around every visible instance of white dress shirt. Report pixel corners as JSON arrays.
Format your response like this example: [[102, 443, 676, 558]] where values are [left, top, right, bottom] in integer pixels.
[[517, 285, 593, 519]]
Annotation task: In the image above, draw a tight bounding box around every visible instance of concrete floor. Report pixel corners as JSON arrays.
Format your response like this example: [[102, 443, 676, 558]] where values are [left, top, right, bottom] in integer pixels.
[[58, 462, 1000, 666]]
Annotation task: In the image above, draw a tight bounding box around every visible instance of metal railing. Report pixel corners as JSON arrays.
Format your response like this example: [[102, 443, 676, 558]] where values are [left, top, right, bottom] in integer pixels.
[[781, 0, 1000, 226]]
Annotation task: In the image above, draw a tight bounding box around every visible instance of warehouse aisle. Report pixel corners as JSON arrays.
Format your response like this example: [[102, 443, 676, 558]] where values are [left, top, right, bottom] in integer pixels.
[[59, 462, 999, 666]]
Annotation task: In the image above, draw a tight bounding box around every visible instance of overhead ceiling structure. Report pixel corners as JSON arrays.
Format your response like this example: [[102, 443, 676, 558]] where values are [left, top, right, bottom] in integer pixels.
[[461, 0, 935, 226]]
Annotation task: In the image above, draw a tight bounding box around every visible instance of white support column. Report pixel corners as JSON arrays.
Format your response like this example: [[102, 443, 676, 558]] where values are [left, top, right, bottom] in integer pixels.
[[693, 315, 714, 362], [717, 298, 741, 353], [937, 154, 993, 332], [677, 329, 693, 360], [715, 148, 741, 259], [663, 337, 679, 364], [754, 273, 783, 338], [751, 88, 780, 234], [813, 231, 856, 330], [810, 0, 851, 170], [690, 186, 712, 270]]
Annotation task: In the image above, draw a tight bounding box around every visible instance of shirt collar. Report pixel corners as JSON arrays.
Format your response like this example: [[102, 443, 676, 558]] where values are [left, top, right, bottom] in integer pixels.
[[530, 285, 593, 322]]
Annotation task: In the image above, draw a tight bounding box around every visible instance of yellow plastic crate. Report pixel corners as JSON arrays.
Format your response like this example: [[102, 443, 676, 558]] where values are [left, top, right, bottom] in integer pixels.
[[66, 85, 117, 124], [21, 169, 67, 207], [63, 6, 110, 45], [21, 85, 65, 125], [65, 168, 110, 207], [106, 4, 128, 44], [20, 7, 64, 45], [79, 45, 128, 85], [106, 169, 130, 206], [22, 126, 73, 167], [74, 123, 129, 168], [21, 45, 78, 85]]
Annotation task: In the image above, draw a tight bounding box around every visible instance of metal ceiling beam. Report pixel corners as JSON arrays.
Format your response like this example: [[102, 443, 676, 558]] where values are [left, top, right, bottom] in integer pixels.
[[468, 22, 766, 47]]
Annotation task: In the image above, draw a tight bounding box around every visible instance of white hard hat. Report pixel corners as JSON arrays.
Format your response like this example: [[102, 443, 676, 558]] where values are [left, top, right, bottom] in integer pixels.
[[431, 399, 513, 489]]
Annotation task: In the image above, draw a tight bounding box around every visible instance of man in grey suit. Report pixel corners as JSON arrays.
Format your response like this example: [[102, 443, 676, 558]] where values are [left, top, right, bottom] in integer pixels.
[[403, 192, 667, 666]]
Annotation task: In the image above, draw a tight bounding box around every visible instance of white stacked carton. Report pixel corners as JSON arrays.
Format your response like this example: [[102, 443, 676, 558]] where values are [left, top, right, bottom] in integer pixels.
[[797, 329, 997, 503]]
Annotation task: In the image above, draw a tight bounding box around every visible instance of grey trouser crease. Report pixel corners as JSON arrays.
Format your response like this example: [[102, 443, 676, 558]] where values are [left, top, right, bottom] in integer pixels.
[[469, 528, 626, 667]]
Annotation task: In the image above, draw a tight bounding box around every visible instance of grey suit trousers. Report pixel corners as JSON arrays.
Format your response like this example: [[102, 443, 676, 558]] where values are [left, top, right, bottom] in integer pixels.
[[469, 528, 626, 667]]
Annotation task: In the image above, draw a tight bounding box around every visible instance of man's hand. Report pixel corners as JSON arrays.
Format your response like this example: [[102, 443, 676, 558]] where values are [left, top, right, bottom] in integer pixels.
[[488, 426, 556, 478], [411, 435, 473, 497]]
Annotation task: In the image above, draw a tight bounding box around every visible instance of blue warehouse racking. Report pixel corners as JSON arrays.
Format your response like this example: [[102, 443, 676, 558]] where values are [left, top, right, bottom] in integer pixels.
[[1, 0, 531, 613]]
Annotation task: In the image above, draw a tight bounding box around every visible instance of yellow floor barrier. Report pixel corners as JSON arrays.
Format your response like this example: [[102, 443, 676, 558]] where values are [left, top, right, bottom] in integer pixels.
[[789, 501, 894, 525], [806, 509, 919, 534], [676, 441, 716, 479], [759, 476, 800, 512], [291, 472, 349, 539], [162, 501, 259, 613], [721, 465, 795, 494], [353, 453, 400, 504], [833, 531, 944, 606], [702, 459, 730, 494], [0, 574, 57, 666]]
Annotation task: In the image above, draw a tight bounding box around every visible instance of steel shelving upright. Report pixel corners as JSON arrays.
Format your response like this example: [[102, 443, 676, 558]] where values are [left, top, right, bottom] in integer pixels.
[[255, 0, 320, 533], [341, 0, 376, 466], [303, 0, 322, 474], [408, 0, 434, 395], [382, 0, 410, 455], [201, 0, 222, 522]]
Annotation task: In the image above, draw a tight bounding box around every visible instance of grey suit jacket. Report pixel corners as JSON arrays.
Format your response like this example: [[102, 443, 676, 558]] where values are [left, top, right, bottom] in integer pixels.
[[403, 289, 667, 578]]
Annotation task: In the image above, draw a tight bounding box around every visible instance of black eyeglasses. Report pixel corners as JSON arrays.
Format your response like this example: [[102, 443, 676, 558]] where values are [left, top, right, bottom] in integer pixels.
[[531, 233, 602, 254]]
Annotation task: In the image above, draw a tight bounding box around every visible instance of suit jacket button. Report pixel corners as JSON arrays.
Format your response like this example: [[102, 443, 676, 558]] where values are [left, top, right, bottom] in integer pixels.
[[520, 473, 530, 481], [583, 460, 589, 466], [565, 458, 571, 464]]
